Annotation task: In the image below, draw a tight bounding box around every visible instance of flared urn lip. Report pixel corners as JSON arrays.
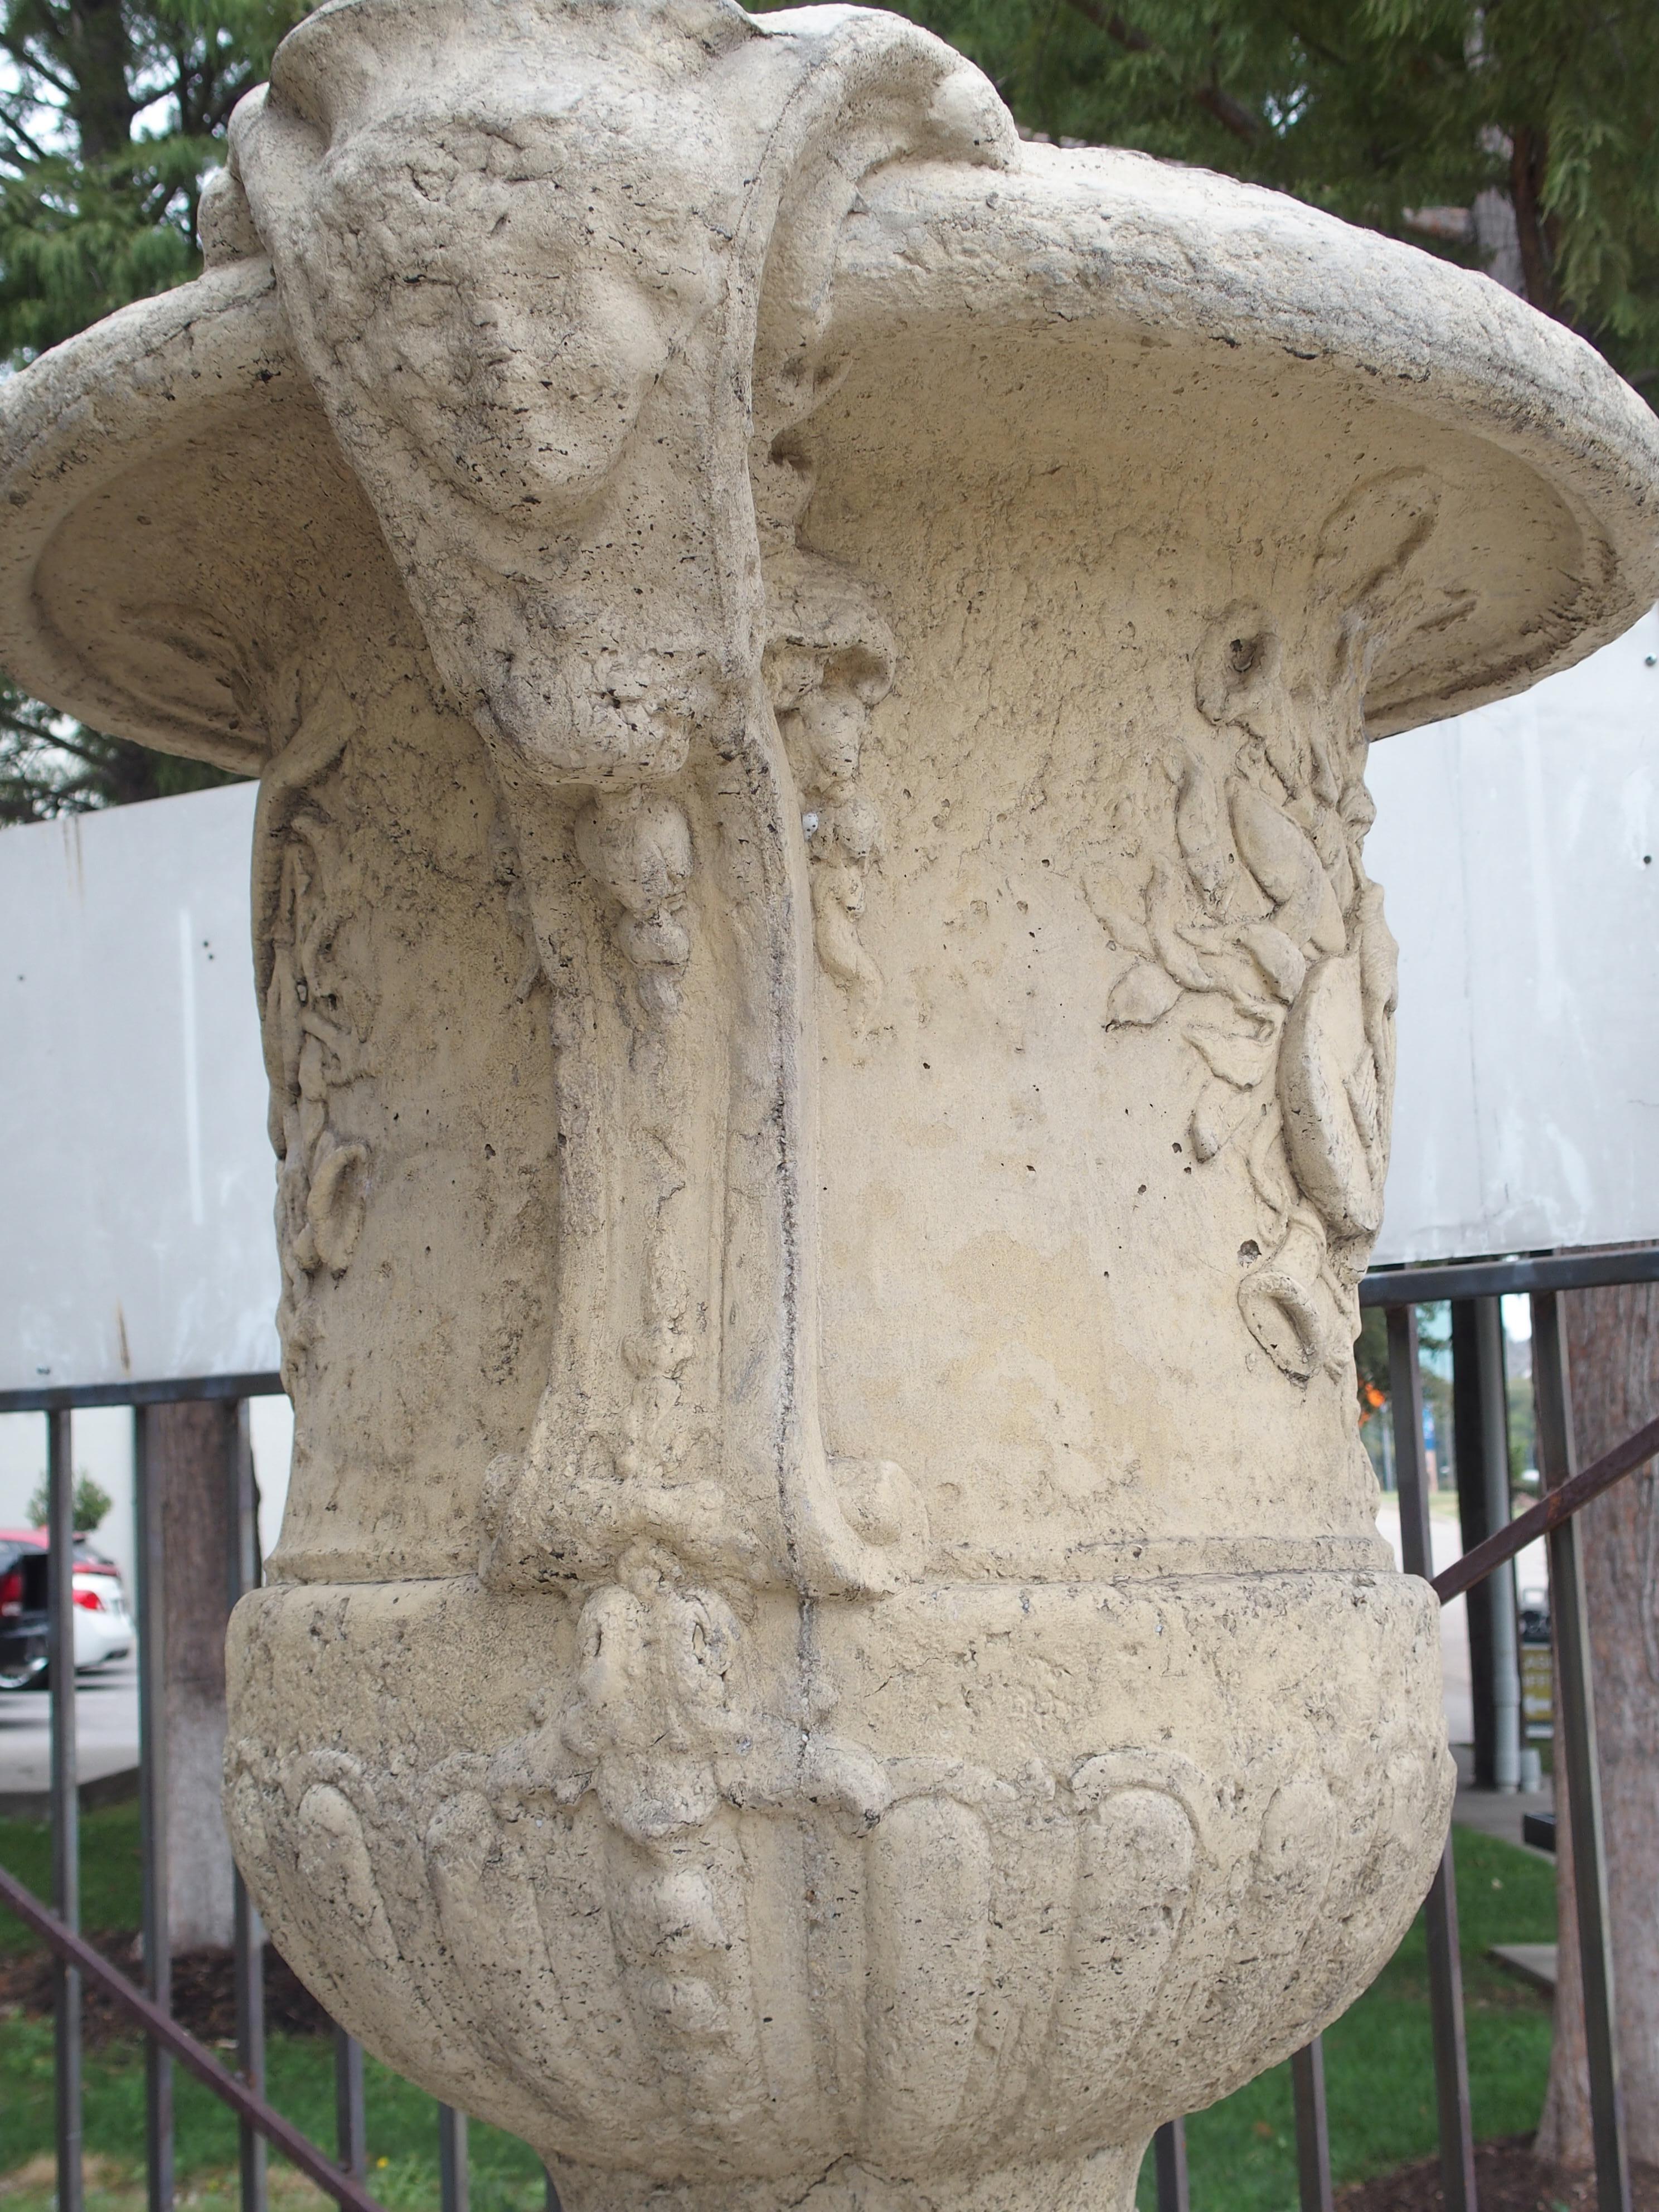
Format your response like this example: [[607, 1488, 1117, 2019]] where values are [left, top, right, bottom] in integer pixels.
[[0, 0, 1656, 765]]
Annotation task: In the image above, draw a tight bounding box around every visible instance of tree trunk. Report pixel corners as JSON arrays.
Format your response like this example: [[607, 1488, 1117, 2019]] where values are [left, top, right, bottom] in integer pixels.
[[1536, 1284, 1659, 2167], [59, 0, 138, 160], [1509, 124, 1559, 320], [156, 1400, 236, 1954]]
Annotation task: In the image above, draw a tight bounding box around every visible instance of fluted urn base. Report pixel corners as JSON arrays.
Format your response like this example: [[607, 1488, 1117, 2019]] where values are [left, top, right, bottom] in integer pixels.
[[225, 1568, 1451, 2200], [547, 2145, 1144, 2212]]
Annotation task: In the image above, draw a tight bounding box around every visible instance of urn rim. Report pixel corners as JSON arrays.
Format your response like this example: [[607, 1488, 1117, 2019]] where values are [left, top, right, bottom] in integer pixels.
[[0, 1, 1656, 761]]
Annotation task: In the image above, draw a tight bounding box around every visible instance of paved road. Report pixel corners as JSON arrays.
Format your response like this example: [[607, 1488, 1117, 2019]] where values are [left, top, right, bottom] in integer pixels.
[[0, 1655, 138, 1811]]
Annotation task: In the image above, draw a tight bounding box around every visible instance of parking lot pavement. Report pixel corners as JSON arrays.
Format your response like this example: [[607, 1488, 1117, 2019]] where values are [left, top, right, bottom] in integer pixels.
[[0, 1655, 138, 1815], [1451, 1742, 1555, 1859]]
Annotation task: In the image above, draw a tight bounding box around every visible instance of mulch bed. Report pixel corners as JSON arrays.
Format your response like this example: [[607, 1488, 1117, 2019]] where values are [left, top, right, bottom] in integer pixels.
[[1337, 2137, 1659, 2212], [0, 1928, 333, 2044]]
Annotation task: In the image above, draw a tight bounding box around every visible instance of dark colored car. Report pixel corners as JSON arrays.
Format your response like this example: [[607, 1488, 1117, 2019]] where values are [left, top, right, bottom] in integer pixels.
[[0, 1536, 49, 1690], [0, 1532, 134, 1682]]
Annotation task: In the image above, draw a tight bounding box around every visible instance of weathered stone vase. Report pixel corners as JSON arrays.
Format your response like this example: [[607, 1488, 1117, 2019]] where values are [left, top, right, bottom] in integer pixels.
[[4, 4, 1657, 2206]]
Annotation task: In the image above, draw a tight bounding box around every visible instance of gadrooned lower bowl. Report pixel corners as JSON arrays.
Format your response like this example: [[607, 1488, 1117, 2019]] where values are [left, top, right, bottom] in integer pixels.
[[225, 1568, 1451, 2204]]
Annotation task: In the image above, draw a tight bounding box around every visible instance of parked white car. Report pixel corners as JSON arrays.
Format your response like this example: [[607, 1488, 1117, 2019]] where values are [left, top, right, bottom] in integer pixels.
[[0, 1532, 133, 1675], [67, 1546, 134, 1670]]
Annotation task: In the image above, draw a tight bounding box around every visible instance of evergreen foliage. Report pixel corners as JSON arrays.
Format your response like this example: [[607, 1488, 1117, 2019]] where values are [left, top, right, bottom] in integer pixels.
[[0, 0, 308, 819], [0, 0, 304, 361], [22, 1468, 114, 1532]]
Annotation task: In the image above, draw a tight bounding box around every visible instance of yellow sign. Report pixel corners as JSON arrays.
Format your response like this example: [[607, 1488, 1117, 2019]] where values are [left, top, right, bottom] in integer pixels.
[[1520, 1643, 1553, 1739]]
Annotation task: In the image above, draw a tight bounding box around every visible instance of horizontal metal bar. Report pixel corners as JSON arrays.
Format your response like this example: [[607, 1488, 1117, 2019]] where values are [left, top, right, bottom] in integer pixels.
[[11, 1249, 1654, 1398], [0, 1860, 383, 2212], [1360, 1245, 1659, 1308], [0, 1372, 285, 1415], [1431, 1408, 1659, 1604]]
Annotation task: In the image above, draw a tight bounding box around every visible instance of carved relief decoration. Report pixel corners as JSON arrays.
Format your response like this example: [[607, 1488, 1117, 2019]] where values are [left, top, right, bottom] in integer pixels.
[[253, 680, 372, 1393], [764, 545, 895, 1025], [223, 0, 1011, 1602], [1096, 475, 1438, 1383], [224, 1593, 1449, 2181]]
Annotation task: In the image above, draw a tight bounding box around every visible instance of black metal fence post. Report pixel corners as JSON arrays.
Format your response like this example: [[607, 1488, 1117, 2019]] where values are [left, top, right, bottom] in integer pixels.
[[134, 1403, 176, 2212], [1530, 1292, 1630, 2212], [1290, 2039, 1334, 2212], [1388, 1304, 1477, 2212], [1152, 2118, 1189, 2212], [228, 1402, 269, 2212], [336, 2030, 368, 2180], [439, 2106, 469, 2212], [1450, 1299, 1522, 1791], [48, 1403, 84, 2212], [234, 1860, 268, 2212]]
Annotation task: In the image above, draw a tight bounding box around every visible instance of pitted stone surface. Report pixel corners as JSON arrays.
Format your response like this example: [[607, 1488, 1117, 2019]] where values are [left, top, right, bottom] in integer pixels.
[[2, 3, 1656, 2206]]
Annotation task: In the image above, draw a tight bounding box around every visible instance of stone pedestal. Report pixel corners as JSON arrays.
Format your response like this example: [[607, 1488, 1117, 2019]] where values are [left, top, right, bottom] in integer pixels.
[[3, 5, 1656, 2206]]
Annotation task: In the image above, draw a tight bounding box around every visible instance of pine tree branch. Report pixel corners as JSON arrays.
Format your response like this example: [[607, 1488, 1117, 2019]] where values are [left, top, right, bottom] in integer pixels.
[[1274, 9, 1351, 72], [0, 108, 54, 164], [1194, 83, 1260, 141], [0, 128, 52, 167], [19, 728, 109, 768], [1060, 0, 1261, 140], [1060, 0, 1151, 54], [13, 51, 79, 103]]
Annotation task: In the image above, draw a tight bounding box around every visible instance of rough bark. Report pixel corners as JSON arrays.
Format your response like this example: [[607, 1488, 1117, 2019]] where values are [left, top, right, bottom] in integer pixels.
[[1536, 1700, 1592, 2169], [1509, 125, 1561, 322], [1537, 1284, 1659, 2166], [59, 0, 137, 161], [155, 1400, 236, 1954]]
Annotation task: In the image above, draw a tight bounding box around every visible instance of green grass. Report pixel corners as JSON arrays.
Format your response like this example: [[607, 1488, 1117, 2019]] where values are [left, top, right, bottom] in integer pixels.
[[0, 1816, 1555, 2210], [0, 1805, 545, 2206], [0, 2022, 546, 2209], [1134, 1823, 1558, 2212], [0, 1803, 143, 1954]]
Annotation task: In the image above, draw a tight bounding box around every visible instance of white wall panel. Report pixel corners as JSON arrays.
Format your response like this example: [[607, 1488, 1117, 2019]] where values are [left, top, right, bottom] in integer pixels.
[[0, 783, 278, 1392], [1369, 606, 1659, 1264]]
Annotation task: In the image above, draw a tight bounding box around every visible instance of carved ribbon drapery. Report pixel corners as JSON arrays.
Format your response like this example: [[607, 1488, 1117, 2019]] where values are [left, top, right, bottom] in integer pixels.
[[224, 0, 1013, 1598]]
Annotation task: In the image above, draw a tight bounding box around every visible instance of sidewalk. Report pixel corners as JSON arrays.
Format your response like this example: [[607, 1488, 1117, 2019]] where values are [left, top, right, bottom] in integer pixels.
[[0, 1657, 138, 1817]]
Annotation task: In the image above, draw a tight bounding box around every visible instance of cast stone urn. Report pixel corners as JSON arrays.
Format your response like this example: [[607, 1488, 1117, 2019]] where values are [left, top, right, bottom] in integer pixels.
[[3, 3, 1656, 2205]]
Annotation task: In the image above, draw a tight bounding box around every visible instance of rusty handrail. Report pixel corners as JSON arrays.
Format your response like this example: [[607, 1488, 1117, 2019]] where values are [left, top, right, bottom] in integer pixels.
[[1429, 1408, 1659, 1605], [0, 1859, 382, 2212]]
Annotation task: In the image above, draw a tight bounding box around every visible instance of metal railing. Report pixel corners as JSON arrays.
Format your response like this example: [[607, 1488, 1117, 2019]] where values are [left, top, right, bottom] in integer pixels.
[[2, 1243, 1655, 2212], [1148, 1248, 1656, 2212], [0, 1370, 564, 2212]]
